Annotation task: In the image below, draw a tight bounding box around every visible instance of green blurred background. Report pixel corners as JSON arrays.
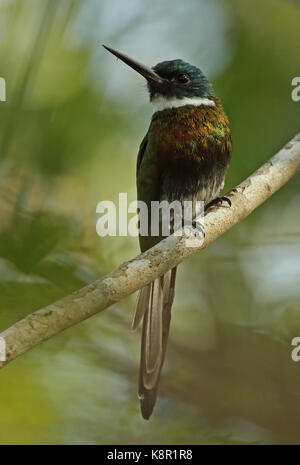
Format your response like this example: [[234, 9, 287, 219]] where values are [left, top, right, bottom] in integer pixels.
[[0, 0, 300, 445]]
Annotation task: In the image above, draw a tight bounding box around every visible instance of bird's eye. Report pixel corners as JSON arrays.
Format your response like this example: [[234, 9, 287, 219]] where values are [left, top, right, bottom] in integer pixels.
[[177, 73, 190, 84]]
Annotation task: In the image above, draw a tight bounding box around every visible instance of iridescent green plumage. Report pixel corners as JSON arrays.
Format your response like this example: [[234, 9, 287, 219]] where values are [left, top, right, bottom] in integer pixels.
[[103, 46, 232, 420], [137, 100, 231, 252], [151, 59, 214, 99]]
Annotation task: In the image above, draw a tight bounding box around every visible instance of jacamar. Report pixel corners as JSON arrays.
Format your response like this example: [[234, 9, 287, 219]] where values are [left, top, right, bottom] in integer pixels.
[[103, 45, 232, 419]]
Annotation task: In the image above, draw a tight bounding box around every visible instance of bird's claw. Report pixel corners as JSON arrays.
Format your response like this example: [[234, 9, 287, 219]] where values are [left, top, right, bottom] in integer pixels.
[[205, 196, 232, 212]]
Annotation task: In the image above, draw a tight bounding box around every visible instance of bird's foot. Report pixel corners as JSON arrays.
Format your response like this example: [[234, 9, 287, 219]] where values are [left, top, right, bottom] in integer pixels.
[[204, 196, 232, 212]]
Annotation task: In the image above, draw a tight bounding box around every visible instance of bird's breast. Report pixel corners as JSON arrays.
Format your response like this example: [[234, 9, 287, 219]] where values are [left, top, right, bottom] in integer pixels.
[[149, 103, 232, 203]]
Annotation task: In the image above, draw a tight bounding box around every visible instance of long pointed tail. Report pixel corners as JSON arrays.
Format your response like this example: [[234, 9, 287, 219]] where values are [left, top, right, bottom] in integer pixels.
[[132, 267, 177, 419]]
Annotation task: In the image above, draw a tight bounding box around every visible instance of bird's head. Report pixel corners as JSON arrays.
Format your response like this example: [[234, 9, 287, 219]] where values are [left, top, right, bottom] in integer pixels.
[[103, 45, 215, 110], [150, 59, 214, 101]]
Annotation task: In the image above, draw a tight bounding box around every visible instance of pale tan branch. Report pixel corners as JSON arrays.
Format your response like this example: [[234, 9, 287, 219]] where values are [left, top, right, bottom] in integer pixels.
[[0, 133, 300, 367]]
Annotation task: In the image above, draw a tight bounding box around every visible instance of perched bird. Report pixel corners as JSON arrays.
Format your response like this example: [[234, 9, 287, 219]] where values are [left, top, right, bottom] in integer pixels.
[[103, 45, 232, 419]]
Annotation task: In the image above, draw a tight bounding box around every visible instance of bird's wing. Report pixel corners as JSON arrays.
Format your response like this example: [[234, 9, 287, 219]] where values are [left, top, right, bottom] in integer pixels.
[[136, 131, 161, 253], [134, 131, 177, 420], [136, 133, 148, 175]]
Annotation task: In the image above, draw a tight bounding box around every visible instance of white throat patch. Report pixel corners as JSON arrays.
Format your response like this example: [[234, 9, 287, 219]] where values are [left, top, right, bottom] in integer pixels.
[[152, 96, 215, 113]]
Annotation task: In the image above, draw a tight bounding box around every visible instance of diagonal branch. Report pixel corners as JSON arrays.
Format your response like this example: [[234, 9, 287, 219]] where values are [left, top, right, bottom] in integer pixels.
[[0, 133, 300, 368]]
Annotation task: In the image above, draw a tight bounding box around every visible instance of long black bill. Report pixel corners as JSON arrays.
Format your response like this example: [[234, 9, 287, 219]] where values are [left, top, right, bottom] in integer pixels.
[[103, 45, 163, 83]]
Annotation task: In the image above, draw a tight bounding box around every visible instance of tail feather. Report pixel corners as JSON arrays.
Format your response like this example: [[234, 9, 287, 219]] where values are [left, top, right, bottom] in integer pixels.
[[135, 267, 177, 419], [132, 285, 150, 331], [144, 279, 163, 384]]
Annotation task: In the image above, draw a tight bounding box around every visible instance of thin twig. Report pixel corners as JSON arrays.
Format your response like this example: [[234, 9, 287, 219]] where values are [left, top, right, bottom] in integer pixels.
[[0, 133, 300, 367]]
